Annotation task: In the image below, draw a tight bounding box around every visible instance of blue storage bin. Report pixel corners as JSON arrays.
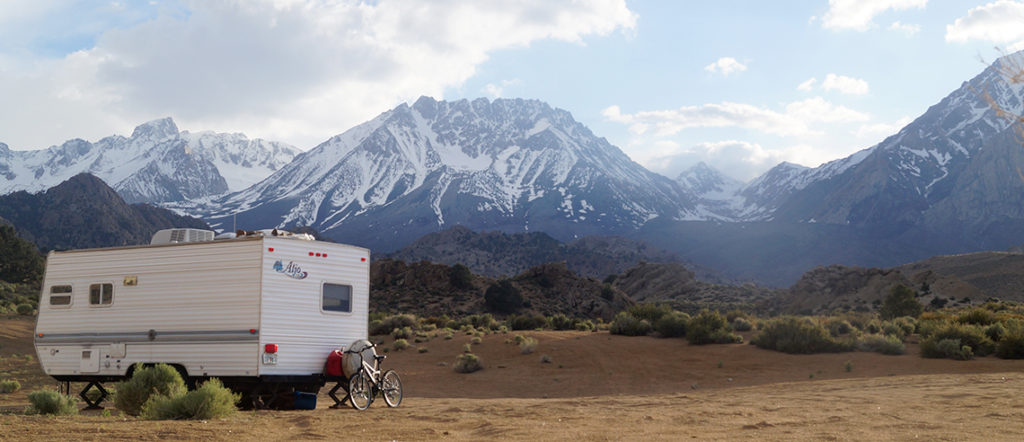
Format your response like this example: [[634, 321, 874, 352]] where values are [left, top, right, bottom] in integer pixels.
[[294, 391, 317, 410]]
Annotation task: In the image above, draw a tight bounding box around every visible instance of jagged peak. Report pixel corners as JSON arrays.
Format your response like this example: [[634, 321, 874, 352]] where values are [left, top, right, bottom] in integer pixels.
[[131, 117, 179, 140]]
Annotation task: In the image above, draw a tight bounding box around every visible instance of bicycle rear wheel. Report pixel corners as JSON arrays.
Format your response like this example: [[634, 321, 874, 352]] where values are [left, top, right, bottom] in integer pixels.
[[348, 372, 373, 411], [381, 370, 403, 407]]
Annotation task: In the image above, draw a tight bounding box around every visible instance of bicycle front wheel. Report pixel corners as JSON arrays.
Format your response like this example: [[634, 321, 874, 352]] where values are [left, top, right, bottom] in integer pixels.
[[348, 373, 373, 411], [381, 370, 403, 407]]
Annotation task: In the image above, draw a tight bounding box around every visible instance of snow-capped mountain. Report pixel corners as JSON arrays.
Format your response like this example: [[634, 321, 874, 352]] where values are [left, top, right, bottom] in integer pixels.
[[196, 97, 698, 250], [674, 162, 744, 220], [0, 118, 298, 203], [764, 51, 1024, 229]]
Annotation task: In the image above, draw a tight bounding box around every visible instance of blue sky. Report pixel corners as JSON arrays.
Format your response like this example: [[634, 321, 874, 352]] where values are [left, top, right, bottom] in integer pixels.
[[1, 1, 1022, 181]]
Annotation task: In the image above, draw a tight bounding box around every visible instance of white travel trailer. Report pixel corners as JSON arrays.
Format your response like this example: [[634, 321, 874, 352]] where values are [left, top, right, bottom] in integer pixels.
[[34, 228, 369, 408]]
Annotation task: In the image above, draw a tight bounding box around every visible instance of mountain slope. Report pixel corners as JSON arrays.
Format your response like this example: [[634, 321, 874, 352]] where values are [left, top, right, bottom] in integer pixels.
[[197, 97, 697, 250], [0, 173, 209, 251], [0, 118, 298, 203]]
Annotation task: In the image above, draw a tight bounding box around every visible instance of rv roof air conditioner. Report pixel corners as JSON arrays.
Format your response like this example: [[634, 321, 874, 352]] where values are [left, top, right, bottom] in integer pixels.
[[150, 228, 215, 245]]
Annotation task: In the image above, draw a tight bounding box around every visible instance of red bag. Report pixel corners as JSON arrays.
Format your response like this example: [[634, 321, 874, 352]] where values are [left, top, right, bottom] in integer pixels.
[[326, 349, 344, 377]]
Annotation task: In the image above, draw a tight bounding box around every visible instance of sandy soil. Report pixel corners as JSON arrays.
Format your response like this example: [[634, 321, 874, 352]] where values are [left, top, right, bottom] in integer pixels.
[[3, 318, 1024, 440]]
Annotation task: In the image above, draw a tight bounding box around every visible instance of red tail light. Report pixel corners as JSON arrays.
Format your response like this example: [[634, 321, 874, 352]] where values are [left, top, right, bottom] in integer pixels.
[[265, 344, 278, 354]]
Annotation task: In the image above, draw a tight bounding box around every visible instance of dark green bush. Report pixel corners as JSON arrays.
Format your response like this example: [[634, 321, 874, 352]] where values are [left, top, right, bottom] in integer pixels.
[[391, 326, 413, 340], [626, 303, 675, 324], [857, 334, 905, 355], [985, 322, 1007, 342], [454, 354, 483, 373], [653, 312, 690, 338], [825, 318, 853, 337], [574, 319, 595, 331], [140, 378, 239, 420], [732, 317, 753, 332], [370, 314, 417, 335], [957, 308, 997, 326], [0, 379, 21, 393], [114, 364, 187, 416], [27, 390, 78, 415], [508, 315, 548, 330], [752, 317, 853, 354], [609, 312, 652, 337], [549, 314, 575, 331], [449, 263, 474, 290], [880, 284, 923, 320], [921, 338, 973, 360], [484, 279, 522, 314], [687, 310, 741, 345], [922, 323, 994, 357], [16, 303, 33, 316], [996, 325, 1024, 359]]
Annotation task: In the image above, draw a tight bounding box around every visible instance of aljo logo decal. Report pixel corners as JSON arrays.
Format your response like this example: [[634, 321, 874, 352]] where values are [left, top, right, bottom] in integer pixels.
[[273, 260, 308, 279]]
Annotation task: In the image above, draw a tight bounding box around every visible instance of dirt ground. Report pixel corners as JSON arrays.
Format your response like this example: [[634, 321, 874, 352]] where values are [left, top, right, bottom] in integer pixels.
[[3, 317, 1024, 440]]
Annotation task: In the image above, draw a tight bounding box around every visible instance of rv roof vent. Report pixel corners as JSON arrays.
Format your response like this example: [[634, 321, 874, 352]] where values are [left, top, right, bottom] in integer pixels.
[[151, 228, 215, 245]]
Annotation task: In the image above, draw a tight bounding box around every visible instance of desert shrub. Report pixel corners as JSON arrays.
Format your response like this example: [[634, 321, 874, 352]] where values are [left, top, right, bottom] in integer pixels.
[[27, 390, 78, 415], [687, 310, 741, 345], [653, 312, 690, 338], [454, 354, 482, 373], [549, 314, 575, 331], [881, 322, 907, 341], [421, 323, 437, 332], [725, 309, 748, 322], [825, 318, 854, 337], [140, 378, 238, 420], [985, 322, 1008, 342], [609, 311, 652, 337], [0, 379, 21, 393], [752, 317, 853, 354], [915, 318, 946, 337], [519, 337, 538, 354], [880, 284, 923, 320], [509, 315, 548, 331], [731, 317, 753, 332], [391, 326, 413, 340], [922, 323, 994, 357], [539, 354, 552, 364], [996, 325, 1024, 359], [921, 338, 974, 360], [891, 316, 917, 335], [957, 308, 997, 326], [16, 303, 33, 316], [863, 319, 883, 334], [575, 320, 595, 332], [114, 364, 187, 416], [626, 303, 675, 324], [462, 343, 472, 353], [466, 314, 499, 330], [484, 279, 522, 314], [371, 314, 417, 335], [392, 339, 410, 351], [858, 334, 906, 355], [418, 347, 428, 354], [470, 336, 482, 345]]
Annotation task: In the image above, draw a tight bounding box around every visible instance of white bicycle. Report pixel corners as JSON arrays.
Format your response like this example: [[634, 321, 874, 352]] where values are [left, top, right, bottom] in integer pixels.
[[344, 343, 403, 410]]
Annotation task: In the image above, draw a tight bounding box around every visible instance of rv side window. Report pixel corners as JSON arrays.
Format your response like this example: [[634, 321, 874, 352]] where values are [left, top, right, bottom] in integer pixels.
[[49, 285, 73, 307], [89, 283, 113, 306], [323, 283, 352, 313]]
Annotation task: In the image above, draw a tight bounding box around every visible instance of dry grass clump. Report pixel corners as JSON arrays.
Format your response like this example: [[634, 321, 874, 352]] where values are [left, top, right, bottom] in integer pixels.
[[114, 364, 187, 416], [454, 354, 482, 373], [27, 390, 78, 415]]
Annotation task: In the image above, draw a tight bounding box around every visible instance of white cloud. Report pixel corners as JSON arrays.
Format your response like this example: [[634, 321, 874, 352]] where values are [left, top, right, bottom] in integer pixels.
[[855, 116, 913, 141], [704, 57, 747, 76], [797, 77, 817, 91], [821, 0, 928, 31], [0, 0, 637, 150], [482, 79, 522, 98], [889, 21, 921, 36], [946, 1, 1024, 50], [603, 97, 869, 138], [821, 73, 870, 95]]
